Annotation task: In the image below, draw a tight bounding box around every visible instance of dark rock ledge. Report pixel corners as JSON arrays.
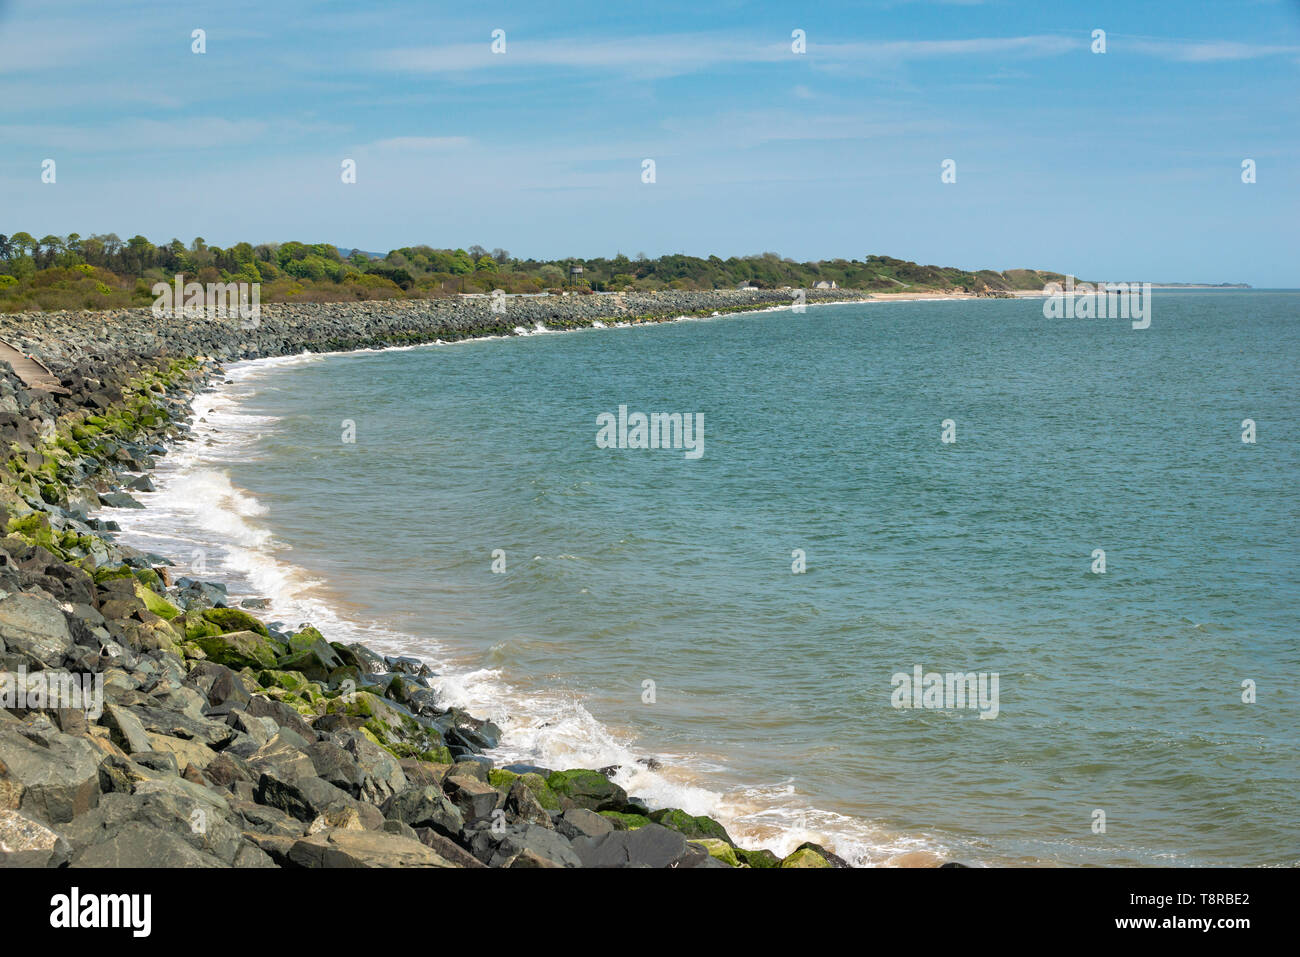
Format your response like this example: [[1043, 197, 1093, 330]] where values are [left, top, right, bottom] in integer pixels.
[[0, 293, 870, 868]]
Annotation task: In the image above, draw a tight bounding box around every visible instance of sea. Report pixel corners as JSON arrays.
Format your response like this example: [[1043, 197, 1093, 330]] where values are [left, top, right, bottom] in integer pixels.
[[106, 291, 1300, 866]]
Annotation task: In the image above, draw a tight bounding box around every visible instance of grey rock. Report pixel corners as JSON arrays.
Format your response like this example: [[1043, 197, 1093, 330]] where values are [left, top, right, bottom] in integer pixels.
[[0, 593, 73, 667], [570, 822, 712, 869]]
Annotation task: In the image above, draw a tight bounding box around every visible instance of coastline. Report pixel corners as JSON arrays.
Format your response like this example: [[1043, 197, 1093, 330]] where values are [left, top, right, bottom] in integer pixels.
[[0, 287, 962, 868], [106, 344, 961, 867]]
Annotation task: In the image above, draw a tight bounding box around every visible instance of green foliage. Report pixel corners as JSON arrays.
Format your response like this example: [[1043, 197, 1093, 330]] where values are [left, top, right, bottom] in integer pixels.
[[0, 230, 1073, 313]]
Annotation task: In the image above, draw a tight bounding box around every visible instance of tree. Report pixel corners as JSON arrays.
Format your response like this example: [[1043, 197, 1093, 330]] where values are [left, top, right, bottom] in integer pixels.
[[125, 235, 154, 275], [37, 235, 64, 269], [9, 232, 36, 259]]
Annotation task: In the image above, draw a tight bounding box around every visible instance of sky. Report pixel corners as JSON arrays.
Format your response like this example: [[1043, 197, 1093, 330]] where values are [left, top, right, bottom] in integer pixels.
[[1, 0, 1297, 285]]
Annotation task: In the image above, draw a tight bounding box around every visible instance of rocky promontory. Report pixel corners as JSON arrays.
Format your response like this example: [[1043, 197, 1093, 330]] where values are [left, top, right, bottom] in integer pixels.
[[0, 291, 863, 868]]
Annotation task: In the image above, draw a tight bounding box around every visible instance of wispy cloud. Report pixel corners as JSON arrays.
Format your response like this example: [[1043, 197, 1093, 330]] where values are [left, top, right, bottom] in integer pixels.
[[368, 32, 1082, 79], [1124, 37, 1300, 62], [368, 136, 473, 151]]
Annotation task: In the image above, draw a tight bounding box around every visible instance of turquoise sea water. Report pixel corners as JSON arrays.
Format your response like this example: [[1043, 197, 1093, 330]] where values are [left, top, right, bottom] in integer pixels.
[[112, 293, 1299, 866]]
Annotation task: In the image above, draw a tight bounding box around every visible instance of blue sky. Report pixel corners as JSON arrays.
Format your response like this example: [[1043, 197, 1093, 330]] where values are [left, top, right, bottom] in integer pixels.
[[1, 0, 1297, 284]]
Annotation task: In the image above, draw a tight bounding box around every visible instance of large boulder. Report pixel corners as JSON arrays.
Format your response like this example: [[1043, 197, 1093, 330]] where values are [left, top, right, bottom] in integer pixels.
[[0, 727, 101, 823], [648, 807, 735, 846], [287, 828, 460, 868], [443, 774, 500, 823], [0, 593, 73, 667], [570, 822, 715, 868], [0, 807, 72, 866], [546, 768, 629, 812], [190, 630, 279, 670], [465, 820, 582, 868], [71, 822, 225, 867], [380, 785, 463, 839]]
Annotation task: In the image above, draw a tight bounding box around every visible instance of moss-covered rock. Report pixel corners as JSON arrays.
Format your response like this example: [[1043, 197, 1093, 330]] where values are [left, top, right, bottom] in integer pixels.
[[276, 636, 341, 681], [692, 838, 740, 867], [488, 769, 519, 791], [93, 564, 137, 585], [736, 847, 781, 869], [287, 625, 326, 651], [202, 606, 270, 637], [181, 612, 223, 641], [7, 513, 58, 552], [546, 769, 630, 812], [599, 811, 651, 831], [648, 808, 735, 846], [520, 773, 560, 811], [132, 567, 162, 590], [780, 847, 833, 868], [133, 581, 180, 621], [257, 669, 311, 693], [191, 629, 279, 670]]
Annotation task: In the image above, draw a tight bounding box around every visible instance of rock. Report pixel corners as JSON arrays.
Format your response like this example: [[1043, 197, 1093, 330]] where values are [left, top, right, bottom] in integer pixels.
[[344, 643, 386, 674], [190, 630, 278, 670], [61, 785, 241, 865], [254, 772, 352, 823], [448, 759, 490, 783], [0, 593, 73, 667], [101, 702, 152, 753], [244, 696, 314, 741], [98, 491, 144, 509], [307, 804, 366, 834], [132, 751, 180, 775], [306, 741, 364, 797], [287, 827, 460, 868], [444, 774, 500, 823], [380, 785, 463, 839], [0, 807, 72, 866], [143, 732, 217, 771], [780, 846, 834, 868], [599, 811, 651, 831], [232, 799, 306, 839], [692, 838, 740, 867], [338, 732, 407, 804], [648, 807, 735, 846], [276, 638, 342, 682], [555, 807, 615, 841], [502, 763, 552, 777], [736, 846, 781, 869], [0, 727, 101, 823], [546, 768, 629, 812], [70, 822, 224, 867], [397, 758, 449, 789], [466, 820, 581, 868], [504, 779, 553, 829], [570, 822, 712, 869], [200, 607, 270, 637], [131, 704, 235, 749], [414, 827, 486, 868], [785, 841, 851, 868]]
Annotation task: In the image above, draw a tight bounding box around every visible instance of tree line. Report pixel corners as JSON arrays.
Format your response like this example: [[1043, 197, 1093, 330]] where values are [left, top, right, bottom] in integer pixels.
[[0, 231, 1067, 313]]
